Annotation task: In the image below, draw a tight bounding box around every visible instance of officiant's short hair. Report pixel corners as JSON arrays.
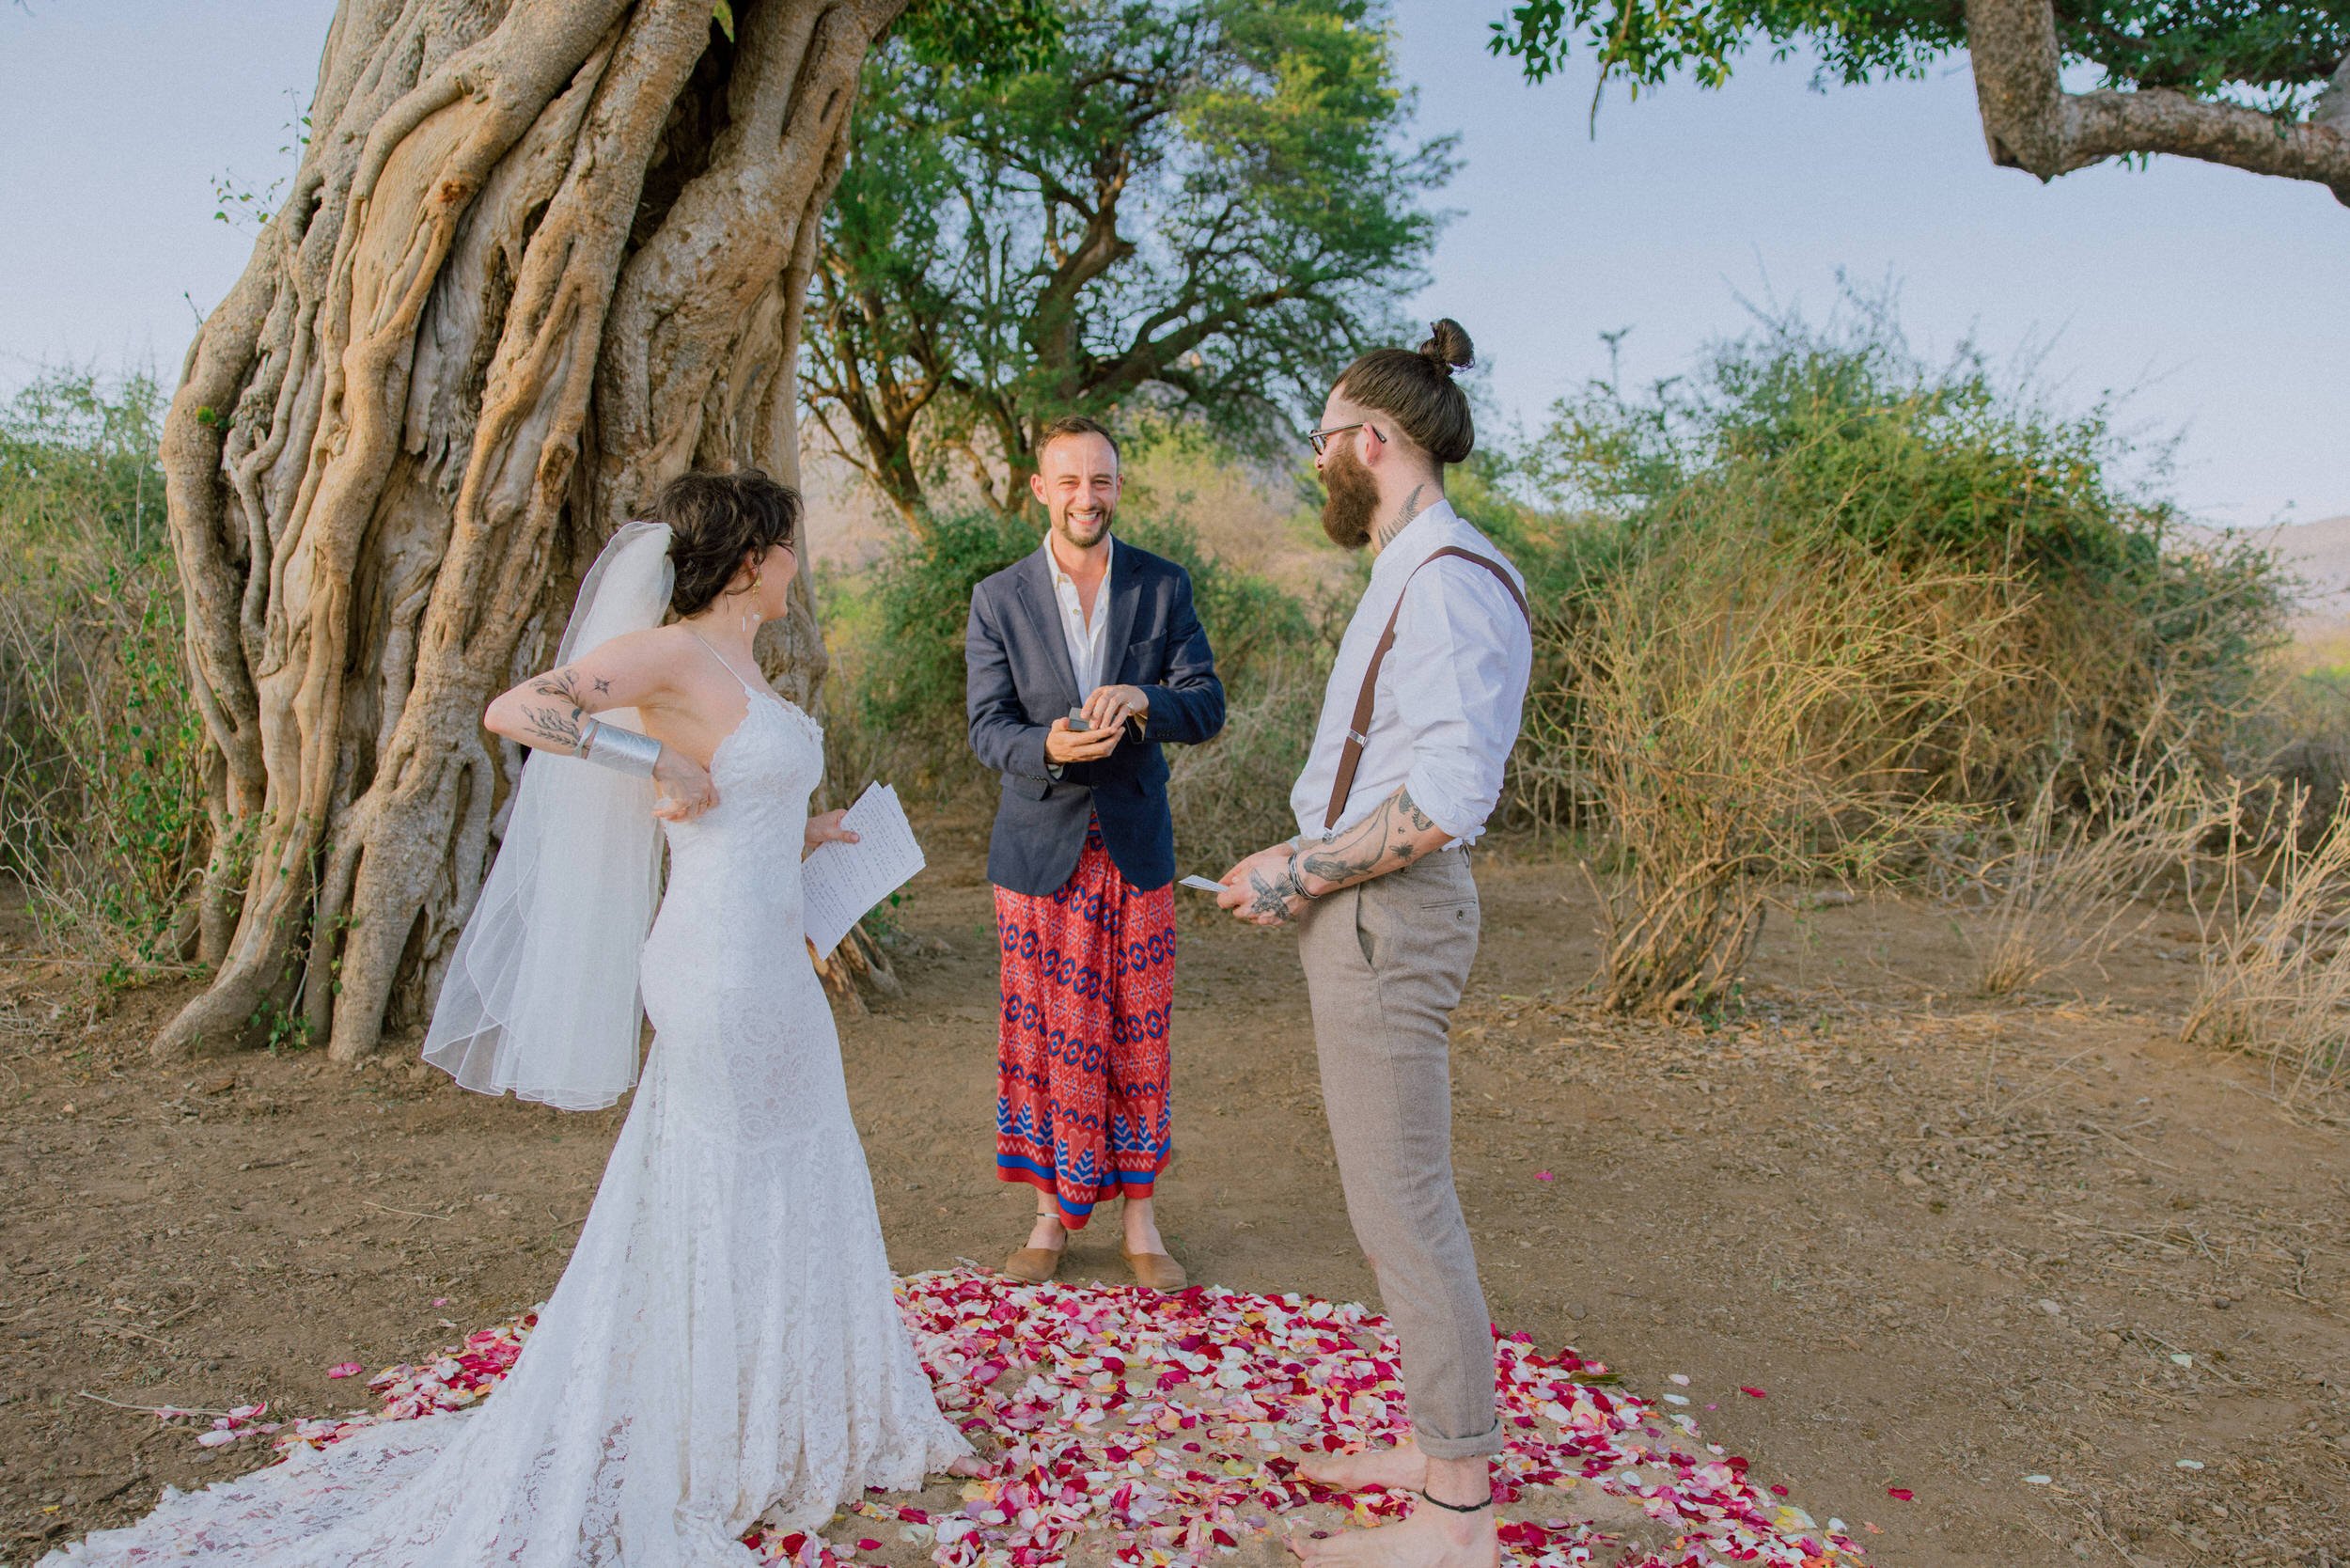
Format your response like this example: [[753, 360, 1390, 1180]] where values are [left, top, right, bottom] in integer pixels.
[[1037, 415, 1120, 466]]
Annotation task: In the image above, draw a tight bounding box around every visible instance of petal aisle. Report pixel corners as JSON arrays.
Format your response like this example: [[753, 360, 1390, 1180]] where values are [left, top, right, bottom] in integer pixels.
[[185, 1271, 1866, 1568]]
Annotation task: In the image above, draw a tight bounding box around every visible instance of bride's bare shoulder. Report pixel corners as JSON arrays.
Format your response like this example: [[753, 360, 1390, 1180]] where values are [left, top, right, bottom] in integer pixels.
[[540, 624, 716, 716], [589, 623, 702, 675]]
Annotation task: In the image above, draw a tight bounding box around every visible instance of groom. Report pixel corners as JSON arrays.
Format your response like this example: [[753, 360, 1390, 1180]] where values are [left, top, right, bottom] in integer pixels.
[[965, 415, 1224, 1292], [1218, 320, 1531, 1567]]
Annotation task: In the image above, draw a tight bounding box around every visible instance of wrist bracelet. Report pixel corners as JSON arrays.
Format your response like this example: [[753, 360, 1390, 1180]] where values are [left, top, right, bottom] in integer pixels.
[[574, 715, 661, 777], [1287, 862, 1322, 902]]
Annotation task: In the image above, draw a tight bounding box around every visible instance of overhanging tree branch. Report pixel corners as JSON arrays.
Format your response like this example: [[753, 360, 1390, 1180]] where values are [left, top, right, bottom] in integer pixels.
[[1967, 0, 2350, 206]]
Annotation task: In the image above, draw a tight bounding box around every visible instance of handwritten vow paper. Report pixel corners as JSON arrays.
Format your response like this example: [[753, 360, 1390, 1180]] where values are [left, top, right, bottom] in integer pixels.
[[802, 783, 924, 955]]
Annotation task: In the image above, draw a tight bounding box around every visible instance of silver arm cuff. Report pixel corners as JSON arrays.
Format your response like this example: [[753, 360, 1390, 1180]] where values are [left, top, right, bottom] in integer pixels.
[[576, 715, 661, 777]]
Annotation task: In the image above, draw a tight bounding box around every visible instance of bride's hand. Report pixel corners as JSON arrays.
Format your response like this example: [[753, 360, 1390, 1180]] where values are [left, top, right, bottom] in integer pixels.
[[803, 808, 859, 859], [651, 748, 718, 822]]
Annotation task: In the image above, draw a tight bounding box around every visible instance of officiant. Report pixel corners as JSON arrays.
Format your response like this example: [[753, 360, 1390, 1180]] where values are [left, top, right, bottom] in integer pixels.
[[964, 415, 1225, 1292]]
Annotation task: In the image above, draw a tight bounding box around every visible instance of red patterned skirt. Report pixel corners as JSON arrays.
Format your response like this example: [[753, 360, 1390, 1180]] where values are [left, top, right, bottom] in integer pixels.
[[994, 820, 1176, 1229]]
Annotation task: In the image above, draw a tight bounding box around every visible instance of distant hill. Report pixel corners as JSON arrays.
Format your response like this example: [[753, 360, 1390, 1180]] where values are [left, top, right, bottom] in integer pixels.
[[2236, 515, 2350, 629]]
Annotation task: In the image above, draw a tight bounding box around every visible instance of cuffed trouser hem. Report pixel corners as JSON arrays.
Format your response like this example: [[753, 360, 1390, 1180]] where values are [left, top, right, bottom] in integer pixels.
[[1414, 1419, 1507, 1461]]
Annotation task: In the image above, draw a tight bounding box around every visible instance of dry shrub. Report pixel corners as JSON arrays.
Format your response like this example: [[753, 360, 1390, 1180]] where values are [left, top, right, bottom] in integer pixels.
[[2184, 789, 2350, 1098], [1574, 525, 2017, 1014], [1510, 295, 2291, 823], [1943, 748, 2244, 996], [1166, 656, 1325, 876]]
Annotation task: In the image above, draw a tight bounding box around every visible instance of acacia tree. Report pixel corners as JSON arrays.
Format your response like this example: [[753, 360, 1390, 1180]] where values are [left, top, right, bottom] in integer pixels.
[[155, 0, 1047, 1061], [1488, 0, 2350, 204], [801, 0, 1454, 527]]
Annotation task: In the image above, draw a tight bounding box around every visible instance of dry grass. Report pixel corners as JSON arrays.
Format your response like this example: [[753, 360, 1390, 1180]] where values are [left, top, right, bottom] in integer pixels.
[[1570, 526, 2019, 1014], [1941, 754, 2243, 996], [2184, 788, 2350, 1098]]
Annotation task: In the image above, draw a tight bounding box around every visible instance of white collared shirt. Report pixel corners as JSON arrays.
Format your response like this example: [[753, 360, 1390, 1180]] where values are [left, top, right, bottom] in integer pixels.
[[1045, 536, 1113, 699], [1290, 500, 1531, 844]]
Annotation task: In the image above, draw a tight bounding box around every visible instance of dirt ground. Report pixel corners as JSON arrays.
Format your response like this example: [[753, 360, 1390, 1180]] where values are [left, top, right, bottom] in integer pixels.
[[4, 833, 2346, 1568]]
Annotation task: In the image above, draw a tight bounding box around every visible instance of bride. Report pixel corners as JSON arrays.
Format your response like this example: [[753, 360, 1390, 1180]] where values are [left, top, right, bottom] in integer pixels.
[[50, 470, 975, 1566]]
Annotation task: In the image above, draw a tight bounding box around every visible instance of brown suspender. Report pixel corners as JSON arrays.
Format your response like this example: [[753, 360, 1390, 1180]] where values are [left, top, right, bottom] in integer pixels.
[[1324, 545, 1532, 832]]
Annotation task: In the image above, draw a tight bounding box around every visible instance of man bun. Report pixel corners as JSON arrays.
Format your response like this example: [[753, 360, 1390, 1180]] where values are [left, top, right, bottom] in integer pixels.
[[1333, 318, 1477, 465], [1419, 319, 1474, 379]]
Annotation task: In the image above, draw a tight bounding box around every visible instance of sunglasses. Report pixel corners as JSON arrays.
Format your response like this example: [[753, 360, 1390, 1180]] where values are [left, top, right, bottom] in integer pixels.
[[1306, 422, 1386, 456]]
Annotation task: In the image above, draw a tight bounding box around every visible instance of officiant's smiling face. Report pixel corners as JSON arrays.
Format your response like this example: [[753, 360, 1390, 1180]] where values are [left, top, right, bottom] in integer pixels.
[[1031, 430, 1121, 556]]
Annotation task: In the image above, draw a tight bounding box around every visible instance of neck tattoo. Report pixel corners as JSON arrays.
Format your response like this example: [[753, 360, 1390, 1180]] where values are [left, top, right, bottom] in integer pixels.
[[1375, 483, 1430, 553]]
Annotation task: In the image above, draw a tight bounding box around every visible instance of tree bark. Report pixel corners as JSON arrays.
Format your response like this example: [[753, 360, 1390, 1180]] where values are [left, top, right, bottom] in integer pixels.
[[1966, 0, 2350, 205], [156, 0, 905, 1061]]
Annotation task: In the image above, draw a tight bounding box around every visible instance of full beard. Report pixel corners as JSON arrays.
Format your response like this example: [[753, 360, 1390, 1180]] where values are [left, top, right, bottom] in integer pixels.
[[1320, 442, 1380, 550], [1054, 503, 1114, 551]]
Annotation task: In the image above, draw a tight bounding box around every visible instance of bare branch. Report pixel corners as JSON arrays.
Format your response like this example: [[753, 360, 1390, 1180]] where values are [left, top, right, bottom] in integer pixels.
[[2314, 48, 2350, 135], [1966, 0, 2350, 206]]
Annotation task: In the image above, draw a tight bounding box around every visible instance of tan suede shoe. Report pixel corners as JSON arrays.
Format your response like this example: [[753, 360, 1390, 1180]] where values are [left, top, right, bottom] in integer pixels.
[[1120, 1247, 1186, 1293], [999, 1242, 1063, 1284]]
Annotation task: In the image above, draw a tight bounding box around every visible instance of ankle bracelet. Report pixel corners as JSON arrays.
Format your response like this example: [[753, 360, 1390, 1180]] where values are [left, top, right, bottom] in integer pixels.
[[1417, 1487, 1493, 1514]]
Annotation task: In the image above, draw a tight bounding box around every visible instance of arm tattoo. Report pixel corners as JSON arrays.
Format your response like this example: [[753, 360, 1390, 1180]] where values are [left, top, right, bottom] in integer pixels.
[[1299, 787, 1443, 893], [592, 676, 612, 696], [519, 701, 585, 753], [1246, 866, 1293, 920], [1373, 483, 1431, 553], [1399, 788, 1436, 834], [523, 666, 588, 753]]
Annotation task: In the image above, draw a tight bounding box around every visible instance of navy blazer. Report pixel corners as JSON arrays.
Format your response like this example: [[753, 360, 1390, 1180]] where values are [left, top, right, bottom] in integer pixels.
[[965, 541, 1225, 896]]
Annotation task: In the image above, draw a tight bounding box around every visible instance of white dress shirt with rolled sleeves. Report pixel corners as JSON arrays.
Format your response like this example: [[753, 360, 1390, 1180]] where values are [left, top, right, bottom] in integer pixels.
[[1289, 500, 1532, 846]]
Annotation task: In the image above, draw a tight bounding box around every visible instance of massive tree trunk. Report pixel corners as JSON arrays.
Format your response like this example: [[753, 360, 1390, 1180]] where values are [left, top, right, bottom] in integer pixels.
[[156, 0, 904, 1061]]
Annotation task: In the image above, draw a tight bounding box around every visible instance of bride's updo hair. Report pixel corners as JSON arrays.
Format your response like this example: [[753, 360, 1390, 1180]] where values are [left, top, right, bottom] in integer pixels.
[[657, 469, 802, 619], [1333, 318, 1477, 465]]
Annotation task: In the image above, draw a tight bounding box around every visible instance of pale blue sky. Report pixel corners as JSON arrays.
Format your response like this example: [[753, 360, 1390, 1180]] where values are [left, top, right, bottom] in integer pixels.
[[3, 1, 2343, 525]]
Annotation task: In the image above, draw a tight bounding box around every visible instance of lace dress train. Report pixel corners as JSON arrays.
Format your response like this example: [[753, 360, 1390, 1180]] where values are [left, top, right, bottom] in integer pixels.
[[46, 684, 966, 1566]]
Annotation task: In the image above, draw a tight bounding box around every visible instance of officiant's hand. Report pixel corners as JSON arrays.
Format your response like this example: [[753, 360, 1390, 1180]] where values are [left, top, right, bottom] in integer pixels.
[[1081, 682, 1149, 733], [1217, 843, 1307, 927], [1044, 716, 1122, 765], [651, 748, 717, 823], [803, 808, 859, 861]]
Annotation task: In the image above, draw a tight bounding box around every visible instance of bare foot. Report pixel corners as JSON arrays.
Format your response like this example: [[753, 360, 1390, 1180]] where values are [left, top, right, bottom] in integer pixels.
[[1285, 1499, 1498, 1568], [1298, 1438, 1427, 1492], [1024, 1212, 1067, 1252]]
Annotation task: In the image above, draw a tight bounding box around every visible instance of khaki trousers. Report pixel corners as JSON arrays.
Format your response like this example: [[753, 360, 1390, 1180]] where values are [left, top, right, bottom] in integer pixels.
[[1295, 846, 1501, 1460]]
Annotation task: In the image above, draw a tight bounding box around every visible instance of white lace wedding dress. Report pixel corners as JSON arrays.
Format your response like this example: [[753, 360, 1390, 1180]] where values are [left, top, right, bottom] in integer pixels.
[[48, 666, 968, 1567]]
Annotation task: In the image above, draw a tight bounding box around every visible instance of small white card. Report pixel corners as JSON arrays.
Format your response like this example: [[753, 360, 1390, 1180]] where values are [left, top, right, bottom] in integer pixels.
[[802, 783, 925, 955], [1179, 874, 1229, 893]]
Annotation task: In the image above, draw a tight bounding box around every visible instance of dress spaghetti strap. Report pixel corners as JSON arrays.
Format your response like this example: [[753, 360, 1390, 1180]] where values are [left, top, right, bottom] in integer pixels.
[[686, 630, 765, 698]]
